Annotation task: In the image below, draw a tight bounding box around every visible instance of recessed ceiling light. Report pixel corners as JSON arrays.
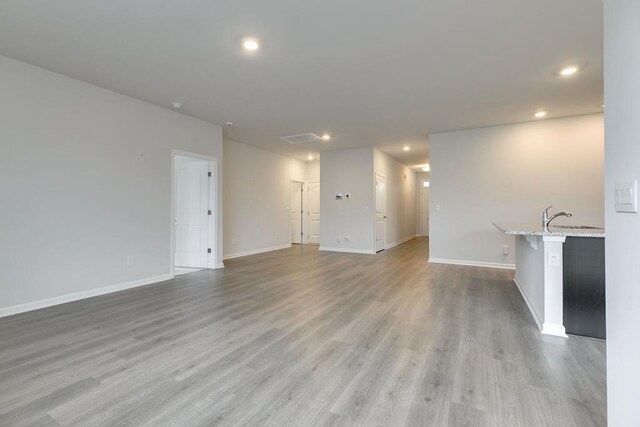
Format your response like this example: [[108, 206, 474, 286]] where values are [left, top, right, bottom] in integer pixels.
[[422, 165, 430, 172], [601, 104, 605, 109], [321, 134, 331, 141], [559, 66, 579, 76], [171, 101, 182, 109], [242, 37, 260, 51], [307, 155, 314, 161], [534, 111, 547, 118], [403, 146, 411, 151]]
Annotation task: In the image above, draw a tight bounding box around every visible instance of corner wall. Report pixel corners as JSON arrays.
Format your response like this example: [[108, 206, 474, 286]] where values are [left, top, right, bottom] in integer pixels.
[[223, 139, 307, 259], [604, 1, 640, 424], [429, 114, 604, 267], [0, 55, 223, 315], [373, 149, 417, 247], [320, 147, 375, 253]]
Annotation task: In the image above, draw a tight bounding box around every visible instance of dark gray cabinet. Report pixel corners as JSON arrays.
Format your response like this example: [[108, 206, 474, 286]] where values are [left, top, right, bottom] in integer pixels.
[[563, 237, 606, 339]]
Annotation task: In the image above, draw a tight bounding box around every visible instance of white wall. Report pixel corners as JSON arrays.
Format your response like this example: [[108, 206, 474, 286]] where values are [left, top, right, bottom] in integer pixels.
[[429, 114, 604, 267], [0, 55, 223, 314], [306, 160, 320, 182], [373, 149, 417, 247], [320, 147, 375, 253], [514, 235, 545, 329], [604, 1, 640, 424], [223, 139, 306, 258]]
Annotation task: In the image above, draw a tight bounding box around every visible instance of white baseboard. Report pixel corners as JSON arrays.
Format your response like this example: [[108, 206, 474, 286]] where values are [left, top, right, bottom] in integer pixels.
[[223, 243, 291, 260], [542, 322, 568, 338], [428, 258, 515, 270], [513, 275, 543, 332], [215, 262, 226, 269], [319, 247, 376, 255], [385, 235, 417, 249], [0, 273, 174, 318]]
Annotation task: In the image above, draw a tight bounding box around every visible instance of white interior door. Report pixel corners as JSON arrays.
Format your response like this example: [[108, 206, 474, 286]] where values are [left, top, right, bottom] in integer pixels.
[[307, 181, 320, 244], [375, 174, 386, 252], [420, 187, 429, 236], [291, 181, 303, 244], [175, 156, 211, 268]]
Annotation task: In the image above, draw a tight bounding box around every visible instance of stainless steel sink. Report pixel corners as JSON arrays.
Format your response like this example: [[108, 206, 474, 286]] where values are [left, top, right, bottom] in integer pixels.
[[551, 225, 602, 230]]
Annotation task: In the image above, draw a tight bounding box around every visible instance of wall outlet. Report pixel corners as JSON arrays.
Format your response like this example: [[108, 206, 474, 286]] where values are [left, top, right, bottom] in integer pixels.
[[336, 236, 341, 242], [126, 257, 135, 267], [435, 204, 441, 211], [503, 245, 509, 255], [547, 252, 560, 267]]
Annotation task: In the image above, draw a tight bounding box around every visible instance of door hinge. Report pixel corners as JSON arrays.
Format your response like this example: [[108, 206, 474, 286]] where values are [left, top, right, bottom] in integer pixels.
[[208, 172, 212, 177], [208, 210, 212, 215], [207, 248, 212, 254]]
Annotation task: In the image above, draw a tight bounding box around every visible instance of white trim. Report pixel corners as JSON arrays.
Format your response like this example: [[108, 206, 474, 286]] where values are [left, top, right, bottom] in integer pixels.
[[428, 258, 515, 270], [319, 247, 376, 254], [374, 172, 387, 252], [542, 235, 566, 243], [385, 235, 417, 249], [513, 275, 543, 331], [223, 244, 291, 260], [0, 273, 174, 318], [305, 180, 321, 245], [171, 150, 219, 273], [541, 322, 568, 338], [289, 179, 305, 245], [215, 262, 226, 269]]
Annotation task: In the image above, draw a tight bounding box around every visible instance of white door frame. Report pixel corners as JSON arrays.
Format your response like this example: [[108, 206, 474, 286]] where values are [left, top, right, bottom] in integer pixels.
[[420, 180, 430, 236], [171, 150, 218, 275], [290, 179, 305, 244], [305, 181, 320, 244], [374, 172, 387, 252]]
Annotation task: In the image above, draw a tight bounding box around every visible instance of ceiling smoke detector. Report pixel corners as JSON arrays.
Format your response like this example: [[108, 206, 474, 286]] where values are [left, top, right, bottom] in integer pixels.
[[280, 133, 324, 144]]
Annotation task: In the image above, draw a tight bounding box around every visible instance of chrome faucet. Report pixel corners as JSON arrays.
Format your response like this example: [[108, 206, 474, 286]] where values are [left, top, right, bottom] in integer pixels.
[[542, 206, 573, 230]]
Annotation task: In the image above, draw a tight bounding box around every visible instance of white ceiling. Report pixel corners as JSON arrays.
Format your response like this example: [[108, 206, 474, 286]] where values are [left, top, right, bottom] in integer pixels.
[[0, 0, 603, 168]]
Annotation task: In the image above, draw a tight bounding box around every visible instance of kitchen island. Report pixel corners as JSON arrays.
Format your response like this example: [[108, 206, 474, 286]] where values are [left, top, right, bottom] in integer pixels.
[[494, 223, 605, 338]]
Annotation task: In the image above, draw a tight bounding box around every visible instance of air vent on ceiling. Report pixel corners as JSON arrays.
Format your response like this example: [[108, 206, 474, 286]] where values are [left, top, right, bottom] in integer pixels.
[[280, 133, 323, 144]]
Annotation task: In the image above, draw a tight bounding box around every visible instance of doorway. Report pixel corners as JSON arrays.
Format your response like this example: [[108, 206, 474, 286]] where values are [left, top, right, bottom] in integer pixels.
[[420, 179, 430, 236], [290, 181, 304, 244], [307, 181, 321, 244], [375, 173, 387, 252], [172, 152, 215, 272]]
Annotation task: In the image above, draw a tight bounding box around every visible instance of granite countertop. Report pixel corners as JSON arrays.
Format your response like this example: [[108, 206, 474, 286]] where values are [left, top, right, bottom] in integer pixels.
[[493, 222, 605, 238]]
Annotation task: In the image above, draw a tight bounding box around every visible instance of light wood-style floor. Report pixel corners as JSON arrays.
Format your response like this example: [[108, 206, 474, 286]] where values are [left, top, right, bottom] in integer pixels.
[[0, 238, 606, 426]]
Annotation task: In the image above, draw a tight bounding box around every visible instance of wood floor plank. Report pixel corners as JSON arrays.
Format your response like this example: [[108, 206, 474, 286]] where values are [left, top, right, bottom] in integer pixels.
[[0, 238, 606, 426]]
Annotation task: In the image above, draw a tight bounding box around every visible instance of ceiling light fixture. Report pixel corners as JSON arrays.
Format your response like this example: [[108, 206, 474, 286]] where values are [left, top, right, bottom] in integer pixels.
[[307, 155, 314, 161], [242, 37, 260, 51], [321, 134, 331, 141], [171, 101, 182, 109], [534, 111, 547, 118], [559, 66, 579, 76], [422, 165, 430, 172], [403, 146, 411, 151]]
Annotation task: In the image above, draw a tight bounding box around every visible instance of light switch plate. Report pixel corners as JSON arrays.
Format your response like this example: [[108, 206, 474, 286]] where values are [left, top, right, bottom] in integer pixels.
[[615, 180, 638, 213]]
